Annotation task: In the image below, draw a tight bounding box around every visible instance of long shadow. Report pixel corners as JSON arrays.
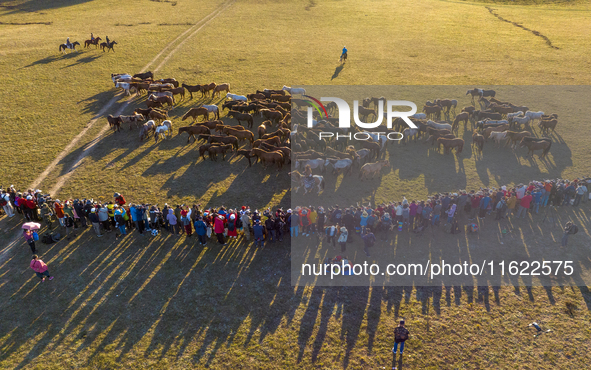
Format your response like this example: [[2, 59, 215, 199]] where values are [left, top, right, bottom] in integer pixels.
[[331, 65, 344, 80], [2, 0, 94, 14], [61, 54, 103, 69], [22, 51, 79, 68]]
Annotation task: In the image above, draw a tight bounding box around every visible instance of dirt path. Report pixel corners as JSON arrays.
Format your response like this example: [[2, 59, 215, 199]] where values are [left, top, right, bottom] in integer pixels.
[[30, 0, 235, 196]]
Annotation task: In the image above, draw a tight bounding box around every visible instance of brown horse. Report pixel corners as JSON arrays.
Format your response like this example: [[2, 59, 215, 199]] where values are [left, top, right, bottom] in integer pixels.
[[148, 110, 167, 122], [452, 112, 470, 133], [437, 138, 464, 154], [472, 130, 484, 153], [146, 98, 163, 110], [357, 106, 376, 120], [149, 95, 174, 107], [258, 121, 269, 139], [207, 144, 234, 161], [169, 87, 185, 101], [422, 105, 442, 120], [178, 125, 210, 143], [359, 160, 390, 180], [200, 82, 217, 97], [259, 109, 283, 124], [213, 83, 230, 97], [251, 148, 284, 170], [225, 127, 254, 144], [107, 115, 122, 133], [427, 133, 455, 146], [259, 142, 291, 164], [504, 131, 531, 149], [182, 107, 209, 122], [216, 124, 245, 134], [538, 119, 558, 135], [227, 111, 254, 128], [519, 137, 551, 158], [84, 37, 101, 48], [100, 40, 117, 52], [253, 136, 281, 148], [182, 83, 202, 99], [199, 143, 222, 160], [208, 135, 239, 150], [199, 120, 223, 130]]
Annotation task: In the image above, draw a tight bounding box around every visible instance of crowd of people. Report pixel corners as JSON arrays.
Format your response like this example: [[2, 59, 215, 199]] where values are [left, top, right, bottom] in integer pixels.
[[1, 176, 588, 256], [0, 186, 293, 254], [290, 177, 590, 257]]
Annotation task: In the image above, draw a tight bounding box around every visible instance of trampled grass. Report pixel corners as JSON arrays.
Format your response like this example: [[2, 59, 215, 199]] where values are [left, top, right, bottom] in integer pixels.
[[1, 0, 591, 368]]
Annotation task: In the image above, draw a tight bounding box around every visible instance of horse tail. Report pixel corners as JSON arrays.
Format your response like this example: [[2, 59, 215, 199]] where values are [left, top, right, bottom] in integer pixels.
[[543, 141, 552, 157], [182, 110, 190, 121]]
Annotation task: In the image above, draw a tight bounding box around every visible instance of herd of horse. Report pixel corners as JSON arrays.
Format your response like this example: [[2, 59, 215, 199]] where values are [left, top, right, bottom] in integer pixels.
[[104, 74, 560, 196]]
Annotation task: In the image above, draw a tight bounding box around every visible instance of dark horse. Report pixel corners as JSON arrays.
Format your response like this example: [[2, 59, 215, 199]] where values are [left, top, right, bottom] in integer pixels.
[[340, 52, 347, 63], [519, 137, 552, 158], [84, 37, 101, 48], [59, 41, 80, 53], [100, 40, 117, 52]]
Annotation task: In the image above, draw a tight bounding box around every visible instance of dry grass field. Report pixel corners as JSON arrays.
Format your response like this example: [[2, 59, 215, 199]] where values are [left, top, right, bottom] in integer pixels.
[[1, 0, 591, 368]]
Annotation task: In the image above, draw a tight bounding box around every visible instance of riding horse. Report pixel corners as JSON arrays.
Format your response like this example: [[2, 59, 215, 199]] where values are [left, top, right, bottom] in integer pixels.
[[290, 171, 325, 195], [84, 37, 101, 48], [59, 41, 80, 53], [100, 40, 117, 52], [340, 52, 347, 63]]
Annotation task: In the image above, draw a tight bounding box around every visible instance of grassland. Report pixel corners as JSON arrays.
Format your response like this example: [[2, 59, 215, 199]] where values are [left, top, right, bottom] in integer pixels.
[[1, 0, 591, 368]]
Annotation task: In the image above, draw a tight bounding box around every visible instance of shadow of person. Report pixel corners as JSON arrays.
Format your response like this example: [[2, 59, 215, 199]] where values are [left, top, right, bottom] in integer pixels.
[[331, 65, 344, 80], [391, 352, 405, 369]]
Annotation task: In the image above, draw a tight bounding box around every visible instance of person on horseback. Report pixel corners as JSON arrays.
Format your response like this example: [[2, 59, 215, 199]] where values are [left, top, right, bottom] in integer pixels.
[[341, 46, 347, 61], [303, 164, 315, 190], [90, 33, 94, 42], [105, 35, 110, 46], [66, 37, 71, 48]]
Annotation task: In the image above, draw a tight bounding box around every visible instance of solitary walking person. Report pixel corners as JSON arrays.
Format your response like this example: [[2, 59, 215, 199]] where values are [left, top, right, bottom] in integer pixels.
[[392, 320, 410, 356], [30, 255, 54, 282]]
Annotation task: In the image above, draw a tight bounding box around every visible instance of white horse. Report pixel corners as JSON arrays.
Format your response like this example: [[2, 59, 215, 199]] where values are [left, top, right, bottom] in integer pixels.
[[282, 85, 306, 95], [427, 120, 452, 131], [325, 158, 353, 176], [154, 120, 173, 143], [201, 104, 219, 119], [512, 115, 530, 127], [402, 127, 420, 144], [507, 111, 523, 122], [115, 82, 132, 96], [296, 158, 325, 173], [525, 111, 544, 123], [410, 113, 426, 120], [226, 93, 247, 101], [489, 131, 507, 146]]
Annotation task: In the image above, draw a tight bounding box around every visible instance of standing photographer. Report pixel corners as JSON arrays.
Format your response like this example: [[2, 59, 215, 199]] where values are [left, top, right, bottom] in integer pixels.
[[561, 221, 578, 247]]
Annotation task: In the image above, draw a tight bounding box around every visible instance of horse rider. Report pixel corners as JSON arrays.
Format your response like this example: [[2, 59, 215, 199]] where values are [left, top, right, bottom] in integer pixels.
[[66, 37, 71, 48], [90, 33, 94, 42], [341, 46, 347, 60], [105, 35, 110, 46]]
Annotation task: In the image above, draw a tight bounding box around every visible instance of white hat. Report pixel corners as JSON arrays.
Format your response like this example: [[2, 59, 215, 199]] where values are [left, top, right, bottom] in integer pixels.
[[218, 215, 224, 219], [26, 195, 32, 200], [287, 209, 292, 213], [230, 214, 235, 220], [91, 208, 96, 212], [501, 186, 507, 191], [341, 227, 347, 232]]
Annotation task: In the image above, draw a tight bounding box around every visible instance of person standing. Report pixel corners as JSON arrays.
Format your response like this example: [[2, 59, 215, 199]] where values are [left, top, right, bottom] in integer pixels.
[[574, 183, 587, 206], [361, 228, 376, 257], [338, 227, 348, 252], [214, 214, 226, 245], [88, 207, 102, 237], [194, 216, 208, 245], [167, 208, 178, 235], [561, 221, 578, 247], [253, 219, 265, 247], [241, 211, 251, 241], [516, 191, 533, 219], [392, 320, 410, 356], [1, 190, 14, 217], [30, 255, 53, 282], [23, 229, 37, 254]]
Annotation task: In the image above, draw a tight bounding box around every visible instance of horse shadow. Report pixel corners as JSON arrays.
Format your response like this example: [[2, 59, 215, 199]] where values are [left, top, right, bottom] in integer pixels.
[[2, 0, 93, 14], [331, 65, 344, 80], [61, 54, 103, 69], [22, 52, 78, 68]]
